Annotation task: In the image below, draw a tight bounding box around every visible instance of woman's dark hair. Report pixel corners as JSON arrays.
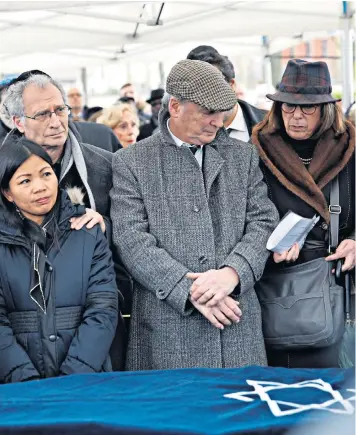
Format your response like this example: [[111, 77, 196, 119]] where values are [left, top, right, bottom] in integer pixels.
[[0, 137, 53, 193], [0, 137, 58, 242]]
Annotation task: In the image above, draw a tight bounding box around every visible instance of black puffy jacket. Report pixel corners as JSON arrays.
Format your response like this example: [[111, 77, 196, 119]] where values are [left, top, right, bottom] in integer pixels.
[[0, 191, 118, 383]]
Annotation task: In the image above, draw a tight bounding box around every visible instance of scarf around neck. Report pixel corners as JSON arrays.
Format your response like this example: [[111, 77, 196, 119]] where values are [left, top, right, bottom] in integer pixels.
[[59, 130, 96, 210], [251, 120, 355, 222]]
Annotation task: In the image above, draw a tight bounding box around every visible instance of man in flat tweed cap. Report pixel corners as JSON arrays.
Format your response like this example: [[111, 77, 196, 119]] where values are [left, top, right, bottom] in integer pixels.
[[166, 59, 237, 113], [111, 59, 278, 370]]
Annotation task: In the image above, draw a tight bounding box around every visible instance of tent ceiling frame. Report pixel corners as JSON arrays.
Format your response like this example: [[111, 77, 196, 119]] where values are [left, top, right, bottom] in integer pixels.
[[52, 9, 150, 25], [59, 50, 113, 60], [162, 1, 248, 25], [231, 6, 338, 18], [0, 50, 114, 62], [0, 1, 338, 47], [0, 11, 61, 33], [0, 1, 115, 13], [0, 18, 129, 38], [0, 1, 350, 79]]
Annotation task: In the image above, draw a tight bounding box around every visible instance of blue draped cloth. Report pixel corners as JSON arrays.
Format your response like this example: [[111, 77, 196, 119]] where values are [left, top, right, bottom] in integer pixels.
[[0, 366, 354, 434]]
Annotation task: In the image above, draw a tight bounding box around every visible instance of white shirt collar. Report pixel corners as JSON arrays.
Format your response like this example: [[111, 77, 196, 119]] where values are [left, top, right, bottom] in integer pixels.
[[167, 119, 185, 146], [227, 102, 248, 132], [166, 119, 203, 168]]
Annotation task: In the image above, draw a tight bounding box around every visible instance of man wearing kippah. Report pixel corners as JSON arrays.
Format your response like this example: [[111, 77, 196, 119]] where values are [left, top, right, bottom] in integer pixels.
[[111, 59, 278, 370], [1, 70, 111, 231]]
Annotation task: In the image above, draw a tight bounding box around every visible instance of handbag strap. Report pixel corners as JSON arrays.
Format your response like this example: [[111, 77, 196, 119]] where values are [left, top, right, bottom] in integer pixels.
[[328, 175, 340, 253]]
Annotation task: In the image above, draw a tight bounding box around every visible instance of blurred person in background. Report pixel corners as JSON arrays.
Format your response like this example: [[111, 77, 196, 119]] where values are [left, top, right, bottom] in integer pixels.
[[118, 83, 137, 109], [137, 88, 164, 141], [117, 83, 151, 126], [187, 45, 266, 141], [136, 98, 151, 126], [86, 106, 103, 122], [0, 82, 14, 143], [187, 44, 219, 57], [73, 120, 121, 153], [65, 91, 121, 153], [118, 96, 150, 127], [120, 83, 136, 100], [251, 59, 355, 368], [67, 87, 88, 121], [97, 104, 139, 148]]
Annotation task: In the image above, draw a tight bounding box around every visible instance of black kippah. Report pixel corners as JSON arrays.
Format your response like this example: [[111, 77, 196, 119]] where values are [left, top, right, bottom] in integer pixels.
[[8, 70, 51, 87]]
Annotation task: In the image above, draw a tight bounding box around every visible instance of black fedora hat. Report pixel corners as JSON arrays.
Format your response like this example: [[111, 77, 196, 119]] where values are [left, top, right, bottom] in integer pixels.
[[146, 88, 164, 104], [267, 59, 340, 105]]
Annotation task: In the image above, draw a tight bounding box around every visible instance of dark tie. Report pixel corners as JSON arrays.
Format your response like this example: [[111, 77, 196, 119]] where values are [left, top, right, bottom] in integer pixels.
[[189, 145, 199, 155]]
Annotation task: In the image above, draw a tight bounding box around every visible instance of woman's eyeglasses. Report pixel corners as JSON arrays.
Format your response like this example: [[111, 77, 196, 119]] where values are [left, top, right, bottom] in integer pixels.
[[281, 103, 318, 115]]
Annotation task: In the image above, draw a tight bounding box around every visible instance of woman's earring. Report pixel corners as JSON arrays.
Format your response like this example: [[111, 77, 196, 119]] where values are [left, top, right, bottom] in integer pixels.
[[13, 202, 24, 220]]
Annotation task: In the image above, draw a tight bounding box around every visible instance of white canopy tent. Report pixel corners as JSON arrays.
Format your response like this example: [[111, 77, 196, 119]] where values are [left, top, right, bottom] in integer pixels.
[[0, 0, 354, 107]]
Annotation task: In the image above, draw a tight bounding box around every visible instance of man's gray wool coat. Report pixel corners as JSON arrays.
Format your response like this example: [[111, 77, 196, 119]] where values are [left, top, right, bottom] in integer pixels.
[[110, 107, 279, 371]]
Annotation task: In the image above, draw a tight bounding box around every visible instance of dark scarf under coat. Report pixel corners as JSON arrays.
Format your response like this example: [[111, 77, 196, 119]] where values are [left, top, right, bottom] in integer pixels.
[[251, 120, 355, 223], [28, 205, 57, 314]]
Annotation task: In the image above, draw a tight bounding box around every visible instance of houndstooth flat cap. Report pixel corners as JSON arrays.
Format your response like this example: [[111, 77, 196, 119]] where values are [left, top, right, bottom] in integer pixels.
[[166, 59, 237, 112]]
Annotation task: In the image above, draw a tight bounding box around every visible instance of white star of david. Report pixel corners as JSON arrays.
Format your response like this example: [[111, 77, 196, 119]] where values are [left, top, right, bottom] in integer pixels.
[[224, 379, 356, 417]]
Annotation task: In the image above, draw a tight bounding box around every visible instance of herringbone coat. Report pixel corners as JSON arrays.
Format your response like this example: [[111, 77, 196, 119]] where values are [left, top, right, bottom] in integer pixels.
[[110, 108, 279, 370]]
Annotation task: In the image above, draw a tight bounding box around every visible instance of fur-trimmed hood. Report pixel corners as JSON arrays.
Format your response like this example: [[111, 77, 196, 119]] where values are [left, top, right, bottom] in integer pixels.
[[66, 186, 85, 206]]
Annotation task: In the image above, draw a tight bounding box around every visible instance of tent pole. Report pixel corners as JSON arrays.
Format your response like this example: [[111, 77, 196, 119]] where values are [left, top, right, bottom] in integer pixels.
[[262, 35, 273, 91], [80, 67, 88, 107], [341, 1, 355, 112], [158, 62, 165, 89]]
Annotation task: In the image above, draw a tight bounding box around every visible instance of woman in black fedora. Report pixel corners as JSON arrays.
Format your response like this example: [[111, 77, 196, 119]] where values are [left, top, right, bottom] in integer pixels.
[[252, 59, 355, 369]]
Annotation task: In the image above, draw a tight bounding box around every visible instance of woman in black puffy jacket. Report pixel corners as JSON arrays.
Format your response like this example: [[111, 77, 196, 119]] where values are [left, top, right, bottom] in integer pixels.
[[0, 138, 118, 383]]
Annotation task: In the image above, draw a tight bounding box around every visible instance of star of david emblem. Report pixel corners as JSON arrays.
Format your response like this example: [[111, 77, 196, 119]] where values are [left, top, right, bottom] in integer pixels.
[[224, 379, 356, 417]]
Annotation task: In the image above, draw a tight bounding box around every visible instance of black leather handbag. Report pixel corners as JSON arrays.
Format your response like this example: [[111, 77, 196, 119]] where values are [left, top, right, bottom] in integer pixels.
[[256, 176, 345, 350]]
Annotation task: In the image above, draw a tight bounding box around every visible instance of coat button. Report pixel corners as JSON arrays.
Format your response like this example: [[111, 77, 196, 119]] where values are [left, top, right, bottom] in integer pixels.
[[47, 265, 53, 272], [193, 205, 200, 213], [157, 289, 166, 298], [321, 222, 329, 230], [199, 255, 208, 264], [49, 335, 57, 342]]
